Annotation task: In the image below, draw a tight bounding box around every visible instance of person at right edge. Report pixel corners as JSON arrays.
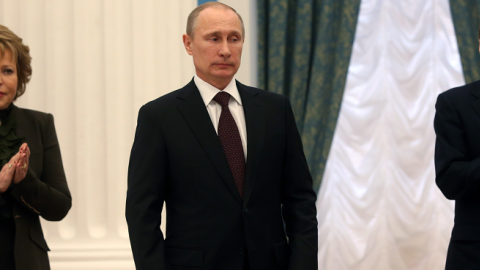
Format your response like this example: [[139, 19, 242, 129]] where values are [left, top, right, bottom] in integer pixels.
[[126, 2, 318, 270], [434, 26, 480, 269]]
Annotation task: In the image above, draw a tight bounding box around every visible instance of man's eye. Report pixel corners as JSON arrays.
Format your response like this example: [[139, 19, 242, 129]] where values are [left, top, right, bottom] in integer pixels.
[[210, 37, 218, 41]]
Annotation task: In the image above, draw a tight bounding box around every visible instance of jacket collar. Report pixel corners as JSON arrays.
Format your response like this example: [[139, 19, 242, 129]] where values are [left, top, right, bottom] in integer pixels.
[[175, 79, 264, 206]]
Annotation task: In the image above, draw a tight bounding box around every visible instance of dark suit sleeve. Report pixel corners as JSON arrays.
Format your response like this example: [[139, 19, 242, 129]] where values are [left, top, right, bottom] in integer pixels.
[[126, 105, 169, 270], [434, 93, 480, 200], [280, 98, 318, 270], [10, 114, 72, 221]]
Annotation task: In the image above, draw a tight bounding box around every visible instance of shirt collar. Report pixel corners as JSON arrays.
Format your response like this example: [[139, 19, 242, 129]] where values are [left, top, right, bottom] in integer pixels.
[[194, 75, 243, 107]]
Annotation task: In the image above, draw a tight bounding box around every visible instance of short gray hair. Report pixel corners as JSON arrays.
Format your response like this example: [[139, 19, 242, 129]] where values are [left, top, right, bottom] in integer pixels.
[[186, 2, 245, 39]]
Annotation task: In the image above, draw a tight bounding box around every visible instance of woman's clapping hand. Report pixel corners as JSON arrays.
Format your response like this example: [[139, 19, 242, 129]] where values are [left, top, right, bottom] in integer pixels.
[[0, 143, 30, 193], [13, 143, 30, 184]]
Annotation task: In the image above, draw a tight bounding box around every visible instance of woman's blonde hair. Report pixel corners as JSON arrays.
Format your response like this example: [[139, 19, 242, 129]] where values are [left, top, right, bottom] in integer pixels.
[[0, 24, 32, 100]]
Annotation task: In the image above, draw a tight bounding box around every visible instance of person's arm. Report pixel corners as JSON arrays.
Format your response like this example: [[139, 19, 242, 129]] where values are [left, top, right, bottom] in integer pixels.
[[126, 104, 168, 270], [280, 97, 318, 270], [10, 114, 72, 221], [434, 93, 480, 200]]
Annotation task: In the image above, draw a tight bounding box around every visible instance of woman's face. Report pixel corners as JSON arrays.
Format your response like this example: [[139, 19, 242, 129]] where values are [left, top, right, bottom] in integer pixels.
[[0, 50, 18, 110]]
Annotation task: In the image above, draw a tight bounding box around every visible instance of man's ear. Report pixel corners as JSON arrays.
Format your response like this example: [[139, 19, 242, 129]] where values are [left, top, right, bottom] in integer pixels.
[[183, 34, 193, 56]]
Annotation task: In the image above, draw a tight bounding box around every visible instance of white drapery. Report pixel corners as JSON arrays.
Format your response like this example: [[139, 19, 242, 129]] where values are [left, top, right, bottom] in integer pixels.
[[317, 0, 464, 269]]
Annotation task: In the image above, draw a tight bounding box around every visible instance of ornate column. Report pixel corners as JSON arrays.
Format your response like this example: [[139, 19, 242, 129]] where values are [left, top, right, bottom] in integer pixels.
[[1, 0, 196, 269]]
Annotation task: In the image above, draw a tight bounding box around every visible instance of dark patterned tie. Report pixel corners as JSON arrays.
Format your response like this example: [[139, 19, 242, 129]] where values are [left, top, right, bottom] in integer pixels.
[[213, 92, 246, 198]]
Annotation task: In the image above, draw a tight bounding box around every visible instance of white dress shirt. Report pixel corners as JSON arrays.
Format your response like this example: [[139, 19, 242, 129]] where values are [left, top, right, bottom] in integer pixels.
[[194, 75, 247, 160]]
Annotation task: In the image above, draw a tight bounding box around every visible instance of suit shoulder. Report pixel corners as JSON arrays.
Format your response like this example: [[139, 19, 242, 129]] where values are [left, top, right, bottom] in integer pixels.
[[237, 82, 288, 103], [17, 107, 52, 123], [140, 79, 198, 112], [438, 80, 479, 101], [258, 88, 287, 101], [142, 89, 180, 111]]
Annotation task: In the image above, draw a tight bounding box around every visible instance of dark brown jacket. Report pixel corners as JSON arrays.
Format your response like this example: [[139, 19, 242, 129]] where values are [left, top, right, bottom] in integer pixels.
[[0, 106, 71, 270]]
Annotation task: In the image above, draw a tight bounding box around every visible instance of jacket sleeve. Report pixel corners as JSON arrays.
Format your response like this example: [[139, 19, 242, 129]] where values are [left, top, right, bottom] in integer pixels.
[[434, 93, 480, 200], [10, 113, 72, 221], [126, 104, 169, 270], [280, 97, 318, 270]]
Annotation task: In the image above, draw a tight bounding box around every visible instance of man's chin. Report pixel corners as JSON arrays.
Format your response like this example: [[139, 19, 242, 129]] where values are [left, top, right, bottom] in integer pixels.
[[210, 70, 236, 79]]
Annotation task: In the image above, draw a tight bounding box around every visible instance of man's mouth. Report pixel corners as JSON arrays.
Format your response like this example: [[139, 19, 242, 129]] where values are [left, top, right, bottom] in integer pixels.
[[214, 63, 233, 67]]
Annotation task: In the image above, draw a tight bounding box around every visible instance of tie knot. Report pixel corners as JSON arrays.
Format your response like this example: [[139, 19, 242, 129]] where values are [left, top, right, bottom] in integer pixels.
[[213, 92, 231, 108]]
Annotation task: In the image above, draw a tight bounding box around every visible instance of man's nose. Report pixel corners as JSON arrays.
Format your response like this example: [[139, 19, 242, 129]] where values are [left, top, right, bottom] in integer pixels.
[[219, 41, 231, 58]]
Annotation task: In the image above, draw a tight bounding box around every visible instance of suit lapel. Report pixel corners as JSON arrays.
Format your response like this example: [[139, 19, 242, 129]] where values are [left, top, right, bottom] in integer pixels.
[[176, 80, 242, 203], [237, 82, 265, 207]]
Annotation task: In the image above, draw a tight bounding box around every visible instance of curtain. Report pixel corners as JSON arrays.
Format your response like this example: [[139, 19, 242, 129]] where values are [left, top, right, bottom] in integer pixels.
[[449, 0, 480, 84], [257, 0, 361, 191], [317, 0, 462, 269], [198, 0, 217, 4]]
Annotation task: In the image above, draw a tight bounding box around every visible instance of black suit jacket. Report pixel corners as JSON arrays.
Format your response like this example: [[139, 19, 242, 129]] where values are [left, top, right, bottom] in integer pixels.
[[434, 80, 480, 268], [0, 106, 72, 270], [126, 80, 318, 270]]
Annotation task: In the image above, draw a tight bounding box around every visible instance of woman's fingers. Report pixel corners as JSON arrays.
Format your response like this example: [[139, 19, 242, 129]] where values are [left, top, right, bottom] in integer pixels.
[[13, 162, 27, 184], [8, 144, 28, 166], [8, 151, 22, 164], [4, 144, 31, 186], [0, 160, 17, 192], [25, 145, 31, 165], [13, 150, 29, 184], [19, 143, 27, 153], [20, 144, 30, 167]]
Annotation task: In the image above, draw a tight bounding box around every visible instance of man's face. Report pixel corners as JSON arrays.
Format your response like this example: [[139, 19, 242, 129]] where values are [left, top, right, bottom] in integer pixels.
[[183, 7, 243, 89]]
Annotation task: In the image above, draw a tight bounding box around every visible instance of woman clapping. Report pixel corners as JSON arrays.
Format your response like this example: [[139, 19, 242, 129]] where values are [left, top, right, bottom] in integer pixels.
[[0, 24, 71, 270]]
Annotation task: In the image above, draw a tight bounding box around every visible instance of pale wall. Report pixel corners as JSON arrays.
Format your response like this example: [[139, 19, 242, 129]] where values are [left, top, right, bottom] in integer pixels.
[[0, 1, 257, 269]]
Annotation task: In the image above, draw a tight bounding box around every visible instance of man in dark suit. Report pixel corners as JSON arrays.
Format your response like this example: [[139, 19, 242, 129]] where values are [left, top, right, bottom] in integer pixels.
[[434, 34, 480, 268], [126, 2, 318, 270]]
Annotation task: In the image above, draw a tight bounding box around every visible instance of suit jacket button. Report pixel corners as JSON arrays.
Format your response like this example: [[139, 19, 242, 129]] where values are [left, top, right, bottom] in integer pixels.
[[238, 247, 244, 254]]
